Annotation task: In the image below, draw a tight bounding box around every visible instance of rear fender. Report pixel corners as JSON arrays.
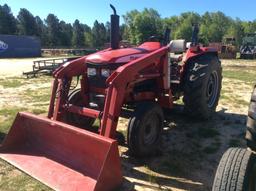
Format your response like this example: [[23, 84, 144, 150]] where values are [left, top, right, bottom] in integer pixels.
[[183, 46, 218, 63], [180, 47, 219, 86]]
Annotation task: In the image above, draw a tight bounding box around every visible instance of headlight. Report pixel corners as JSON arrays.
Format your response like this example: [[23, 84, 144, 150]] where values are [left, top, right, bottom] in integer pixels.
[[87, 68, 96, 76], [101, 69, 111, 78]]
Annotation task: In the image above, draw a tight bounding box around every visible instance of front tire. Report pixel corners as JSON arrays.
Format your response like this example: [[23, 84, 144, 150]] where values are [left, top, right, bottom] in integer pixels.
[[127, 102, 164, 157], [65, 89, 95, 129], [212, 147, 256, 191], [183, 54, 222, 119]]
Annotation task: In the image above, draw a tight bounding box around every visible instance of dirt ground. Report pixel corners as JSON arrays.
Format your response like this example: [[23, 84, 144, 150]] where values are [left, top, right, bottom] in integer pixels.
[[0, 58, 256, 191]]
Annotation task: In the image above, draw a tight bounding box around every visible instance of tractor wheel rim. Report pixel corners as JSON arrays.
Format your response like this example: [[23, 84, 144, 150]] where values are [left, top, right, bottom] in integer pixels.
[[206, 71, 218, 108], [143, 114, 159, 145]]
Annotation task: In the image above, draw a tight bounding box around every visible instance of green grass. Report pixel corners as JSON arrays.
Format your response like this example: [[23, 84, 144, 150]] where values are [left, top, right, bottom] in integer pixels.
[[0, 108, 28, 134], [0, 119, 12, 134], [220, 93, 249, 107], [0, 61, 255, 190], [0, 77, 27, 88], [220, 79, 250, 106], [0, 108, 26, 116], [23, 88, 51, 103], [222, 69, 256, 84], [32, 108, 47, 115], [0, 161, 51, 191]]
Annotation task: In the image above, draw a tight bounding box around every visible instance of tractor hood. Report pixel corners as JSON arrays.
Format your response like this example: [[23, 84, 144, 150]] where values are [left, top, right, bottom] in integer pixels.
[[86, 42, 161, 64]]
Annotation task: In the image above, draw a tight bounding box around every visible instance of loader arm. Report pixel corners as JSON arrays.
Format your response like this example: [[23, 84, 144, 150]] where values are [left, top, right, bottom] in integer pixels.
[[48, 46, 170, 139], [53, 48, 111, 79], [99, 46, 170, 138]]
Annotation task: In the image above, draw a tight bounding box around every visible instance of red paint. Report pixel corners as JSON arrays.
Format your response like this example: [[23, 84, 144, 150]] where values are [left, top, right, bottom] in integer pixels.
[[86, 42, 161, 63], [0, 39, 218, 191], [0, 112, 122, 191], [65, 105, 100, 118]]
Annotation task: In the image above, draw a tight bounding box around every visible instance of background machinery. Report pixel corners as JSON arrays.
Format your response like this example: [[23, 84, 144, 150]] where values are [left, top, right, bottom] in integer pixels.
[[240, 33, 256, 59], [209, 37, 237, 59]]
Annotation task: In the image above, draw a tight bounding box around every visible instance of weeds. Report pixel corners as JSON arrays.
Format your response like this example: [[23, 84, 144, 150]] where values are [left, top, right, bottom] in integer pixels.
[[223, 69, 256, 84], [0, 78, 25, 88], [0, 160, 51, 191]]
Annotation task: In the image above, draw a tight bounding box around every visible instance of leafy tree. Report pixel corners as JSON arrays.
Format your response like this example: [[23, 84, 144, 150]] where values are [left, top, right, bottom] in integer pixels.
[[3, 3, 256, 49], [45, 14, 61, 47], [200, 12, 232, 43], [242, 21, 256, 34], [72, 19, 85, 47], [34, 16, 47, 46], [92, 20, 107, 48], [0, 4, 17, 34], [60, 21, 73, 47], [105, 21, 111, 42], [123, 10, 139, 43], [17, 8, 37, 36], [174, 12, 201, 41], [124, 8, 163, 44], [84, 30, 93, 47], [225, 19, 244, 45], [81, 24, 91, 33]]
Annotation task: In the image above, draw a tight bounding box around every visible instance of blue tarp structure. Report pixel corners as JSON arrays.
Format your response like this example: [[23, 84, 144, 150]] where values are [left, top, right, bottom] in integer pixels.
[[0, 35, 41, 58]]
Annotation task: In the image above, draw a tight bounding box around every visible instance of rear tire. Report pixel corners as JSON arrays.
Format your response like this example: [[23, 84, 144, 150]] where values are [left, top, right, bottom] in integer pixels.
[[65, 89, 96, 129], [246, 85, 256, 151], [183, 54, 222, 119], [212, 147, 256, 191], [127, 102, 164, 157]]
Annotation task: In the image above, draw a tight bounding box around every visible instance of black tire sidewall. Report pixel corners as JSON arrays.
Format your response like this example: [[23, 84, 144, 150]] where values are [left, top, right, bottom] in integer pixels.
[[65, 89, 95, 128], [246, 85, 256, 151], [212, 148, 256, 191], [183, 54, 222, 119], [127, 102, 164, 157], [243, 151, 256, 191]]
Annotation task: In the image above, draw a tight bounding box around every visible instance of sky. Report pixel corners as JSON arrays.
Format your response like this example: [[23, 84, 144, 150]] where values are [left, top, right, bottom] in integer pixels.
[[1, 0, 256, 26]]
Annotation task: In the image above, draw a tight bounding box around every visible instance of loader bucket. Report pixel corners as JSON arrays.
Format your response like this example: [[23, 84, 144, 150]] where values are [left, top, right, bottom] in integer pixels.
[[0, 112, 122, 191]]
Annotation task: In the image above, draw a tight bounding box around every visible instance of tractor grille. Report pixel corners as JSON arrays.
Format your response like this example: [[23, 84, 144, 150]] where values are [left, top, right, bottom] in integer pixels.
[[86, 62, 124, 88], [88, 75, 107, 88]]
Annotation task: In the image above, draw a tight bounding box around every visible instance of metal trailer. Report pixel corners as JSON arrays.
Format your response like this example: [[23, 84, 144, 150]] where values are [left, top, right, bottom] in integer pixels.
[[23, 57, 81, 78]]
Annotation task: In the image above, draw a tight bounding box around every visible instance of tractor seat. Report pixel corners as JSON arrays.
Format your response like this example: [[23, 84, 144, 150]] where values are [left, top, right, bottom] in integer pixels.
[[168, 40, 186, 62]]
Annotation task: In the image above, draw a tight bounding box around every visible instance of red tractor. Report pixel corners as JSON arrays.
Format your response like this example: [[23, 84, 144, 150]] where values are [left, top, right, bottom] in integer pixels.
[[0, 5, 222, 191]]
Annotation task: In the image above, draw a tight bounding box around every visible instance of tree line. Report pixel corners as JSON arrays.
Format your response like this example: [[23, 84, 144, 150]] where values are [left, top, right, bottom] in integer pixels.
[[1, 3, 256, 48]]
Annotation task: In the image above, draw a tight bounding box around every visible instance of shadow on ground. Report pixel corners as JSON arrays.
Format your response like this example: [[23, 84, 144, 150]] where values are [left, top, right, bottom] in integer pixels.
[[0, 132, 6, 143], [0, 106, 247, 191], [118, 106, 247, 191]]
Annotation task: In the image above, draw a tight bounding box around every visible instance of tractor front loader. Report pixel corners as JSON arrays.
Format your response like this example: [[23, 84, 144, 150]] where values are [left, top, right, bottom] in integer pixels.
[[0, 5, 222, 191]]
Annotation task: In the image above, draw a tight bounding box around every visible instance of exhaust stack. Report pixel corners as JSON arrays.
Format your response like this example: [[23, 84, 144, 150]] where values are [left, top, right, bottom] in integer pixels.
[[110, 4, 120, 49]]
